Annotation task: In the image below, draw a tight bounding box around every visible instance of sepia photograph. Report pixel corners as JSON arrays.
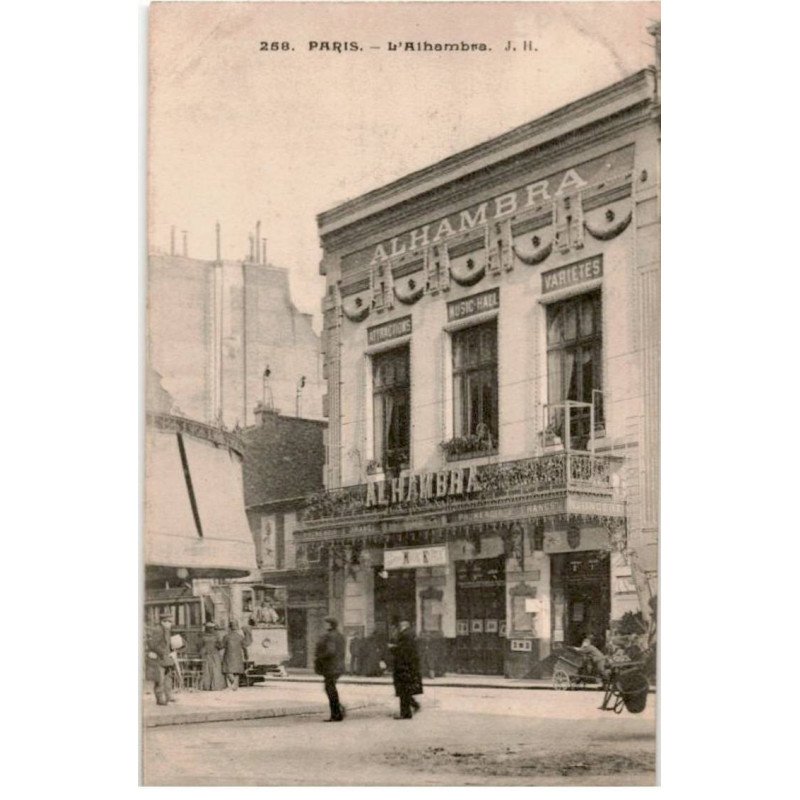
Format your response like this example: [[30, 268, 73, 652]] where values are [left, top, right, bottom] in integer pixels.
[[144, 0, 660, 786]]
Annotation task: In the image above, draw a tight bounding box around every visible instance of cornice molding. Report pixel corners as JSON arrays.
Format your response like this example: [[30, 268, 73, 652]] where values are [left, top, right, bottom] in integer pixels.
[[321, 103, 653, 256]]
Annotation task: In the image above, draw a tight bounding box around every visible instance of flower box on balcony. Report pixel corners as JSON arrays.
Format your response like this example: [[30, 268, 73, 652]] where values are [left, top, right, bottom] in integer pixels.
[[366, 452, 409, 478], [440, 435, 497, 463]]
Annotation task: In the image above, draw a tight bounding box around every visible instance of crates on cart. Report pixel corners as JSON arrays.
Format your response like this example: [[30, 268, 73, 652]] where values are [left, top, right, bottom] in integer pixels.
[[552, 647, 603, 690]]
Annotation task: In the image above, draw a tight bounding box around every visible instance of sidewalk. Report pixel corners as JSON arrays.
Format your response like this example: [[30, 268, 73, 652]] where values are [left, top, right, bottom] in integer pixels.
[[269, 670, 657, 693], [143, 684, 378, 728], [143, 672, 656, 728], [272, 670, 562, 690]]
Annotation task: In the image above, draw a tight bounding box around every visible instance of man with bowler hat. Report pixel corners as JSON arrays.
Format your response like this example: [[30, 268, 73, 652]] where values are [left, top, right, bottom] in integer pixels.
[[146, 613, 177, 705], [390, 620, 423, 719], [314, 617, 346, 721]]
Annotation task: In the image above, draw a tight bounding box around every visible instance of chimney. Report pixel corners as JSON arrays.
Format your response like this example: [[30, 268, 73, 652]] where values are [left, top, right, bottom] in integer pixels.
[[249, 234, 255, 262], [255, 221, 261, 263], [182, 230, 188, 257], [170, 226, 175, 256], [215, 221, 221, 262], [261, 238, 267, 265], [253, 402, 279, 427]]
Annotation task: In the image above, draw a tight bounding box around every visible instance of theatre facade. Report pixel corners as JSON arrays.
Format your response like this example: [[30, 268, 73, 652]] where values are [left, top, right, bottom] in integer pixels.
[[297, 69, 660, 677]]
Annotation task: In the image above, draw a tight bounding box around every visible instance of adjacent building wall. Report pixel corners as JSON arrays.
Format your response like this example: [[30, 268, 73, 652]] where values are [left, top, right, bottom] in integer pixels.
[[148, 253, 325, 427]]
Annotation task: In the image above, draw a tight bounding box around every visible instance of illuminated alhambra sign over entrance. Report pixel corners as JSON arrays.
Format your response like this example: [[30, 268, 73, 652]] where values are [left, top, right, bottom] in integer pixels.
[[365, 466, 481, 508]]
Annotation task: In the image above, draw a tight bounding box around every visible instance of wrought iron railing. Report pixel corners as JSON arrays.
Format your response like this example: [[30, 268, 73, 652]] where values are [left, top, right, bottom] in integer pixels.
[[303, 451, 620, 522], [146, 412, 244, 454]]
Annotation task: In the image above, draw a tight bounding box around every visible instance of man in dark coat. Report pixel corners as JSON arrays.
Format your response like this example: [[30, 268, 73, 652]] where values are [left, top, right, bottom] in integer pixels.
[[314, 617, 346, 721], [349, 631, 363, 675], [391, 620, 423, 719], [146, 613, 176, 705], [222, 619, 252, 690]]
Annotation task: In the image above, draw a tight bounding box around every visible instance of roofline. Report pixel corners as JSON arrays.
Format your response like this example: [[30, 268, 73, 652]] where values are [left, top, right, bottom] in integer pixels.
[[242, 414, 328, 431], [147, 253, 292, 276], [317, 68, 656, 238]]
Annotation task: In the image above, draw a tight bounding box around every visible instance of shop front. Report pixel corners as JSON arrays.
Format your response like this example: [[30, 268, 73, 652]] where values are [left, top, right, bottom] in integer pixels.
[[296, 451, 631, 678]]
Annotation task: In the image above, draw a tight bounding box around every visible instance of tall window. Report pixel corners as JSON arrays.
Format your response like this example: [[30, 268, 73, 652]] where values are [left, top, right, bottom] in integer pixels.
[[452, 320, 499, 443], [372, 346, 410, 469], [546, 291, 603, 449]]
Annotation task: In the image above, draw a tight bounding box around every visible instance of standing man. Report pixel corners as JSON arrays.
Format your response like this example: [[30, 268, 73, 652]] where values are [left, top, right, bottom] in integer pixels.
[[391, 620, 423, 719], [314, 617, 346, 722], [349, 630, 363, 675], [222, 619, 251, 690], [146, 612, 176, 705]]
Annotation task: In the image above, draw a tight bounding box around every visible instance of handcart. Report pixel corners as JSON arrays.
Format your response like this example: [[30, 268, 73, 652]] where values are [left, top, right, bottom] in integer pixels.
[[598, 660, 649, 714], [552, 647, 604, 690]]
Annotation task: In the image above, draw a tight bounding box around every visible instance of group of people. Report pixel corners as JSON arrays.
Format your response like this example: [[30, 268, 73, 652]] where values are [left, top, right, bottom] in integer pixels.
[[199, 618, 253, 691], [147, 611, 425, 720], [314, 617, 423, 721], [145, 613, 254, 704]]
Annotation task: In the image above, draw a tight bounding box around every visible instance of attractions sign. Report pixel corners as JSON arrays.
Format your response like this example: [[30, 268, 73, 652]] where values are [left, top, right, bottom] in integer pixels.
[[367, 315, 412, 345]]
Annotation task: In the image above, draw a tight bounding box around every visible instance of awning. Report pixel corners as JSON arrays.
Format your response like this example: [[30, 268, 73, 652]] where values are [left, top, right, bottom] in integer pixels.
[[144, 423, 257, 577]]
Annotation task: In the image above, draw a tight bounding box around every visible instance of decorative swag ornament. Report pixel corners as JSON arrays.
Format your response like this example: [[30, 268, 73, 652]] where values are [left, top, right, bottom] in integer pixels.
[[339, 188, 632, 325], [341, 293, 370, 322]]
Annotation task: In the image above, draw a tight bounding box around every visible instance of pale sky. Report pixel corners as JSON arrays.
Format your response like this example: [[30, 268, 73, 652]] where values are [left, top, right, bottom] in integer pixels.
[[148, 1, 659, 329]]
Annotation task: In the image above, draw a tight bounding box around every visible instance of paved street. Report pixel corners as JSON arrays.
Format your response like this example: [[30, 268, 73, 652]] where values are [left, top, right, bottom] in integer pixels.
[[143, 682, 656, 786]]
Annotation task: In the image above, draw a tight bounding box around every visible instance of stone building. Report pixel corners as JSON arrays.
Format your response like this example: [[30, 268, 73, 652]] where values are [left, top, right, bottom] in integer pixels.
[[148, 233, 325, 428], [296, 69, 660, 677], [144, 229, 324, 659], [241, 405, 328, 669]]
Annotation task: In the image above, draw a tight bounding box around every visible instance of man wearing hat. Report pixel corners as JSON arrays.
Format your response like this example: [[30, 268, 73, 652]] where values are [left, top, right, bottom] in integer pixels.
[[146, 613, 177, 705], [314, 617, 346, 721]]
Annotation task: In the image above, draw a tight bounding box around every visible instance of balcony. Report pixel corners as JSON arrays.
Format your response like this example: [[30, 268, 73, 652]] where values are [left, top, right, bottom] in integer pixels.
[[303, 450, 622, 524]]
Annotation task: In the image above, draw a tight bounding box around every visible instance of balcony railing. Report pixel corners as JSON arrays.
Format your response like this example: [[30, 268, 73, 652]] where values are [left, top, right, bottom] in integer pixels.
[[303, 451, 621, 522]]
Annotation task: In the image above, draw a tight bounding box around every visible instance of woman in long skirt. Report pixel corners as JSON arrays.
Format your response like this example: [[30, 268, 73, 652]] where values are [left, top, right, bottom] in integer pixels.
[[222, 619, 251, 690], [200, 622, 226, 691]]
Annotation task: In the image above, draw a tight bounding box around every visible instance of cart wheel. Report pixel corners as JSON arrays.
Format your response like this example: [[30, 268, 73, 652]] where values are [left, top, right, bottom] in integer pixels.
[[553, 669, 571, 690]]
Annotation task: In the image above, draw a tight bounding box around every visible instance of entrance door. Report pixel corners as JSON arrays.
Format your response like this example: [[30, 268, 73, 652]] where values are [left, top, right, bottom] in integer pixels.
[[551, 550, 610, 648], [373, 567, 416, 640], [565, 583, 608, 647], [455, 555, 506, 675]]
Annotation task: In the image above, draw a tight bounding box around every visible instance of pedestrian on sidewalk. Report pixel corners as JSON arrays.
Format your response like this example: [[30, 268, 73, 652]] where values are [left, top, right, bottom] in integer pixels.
[[349, 630, 363, 675], [146, 613, 177, 705], [314, 617, 346, 721], [222, 619, 251, 690], [200, 622, 226, 691], [390, 620, 423, 719]]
